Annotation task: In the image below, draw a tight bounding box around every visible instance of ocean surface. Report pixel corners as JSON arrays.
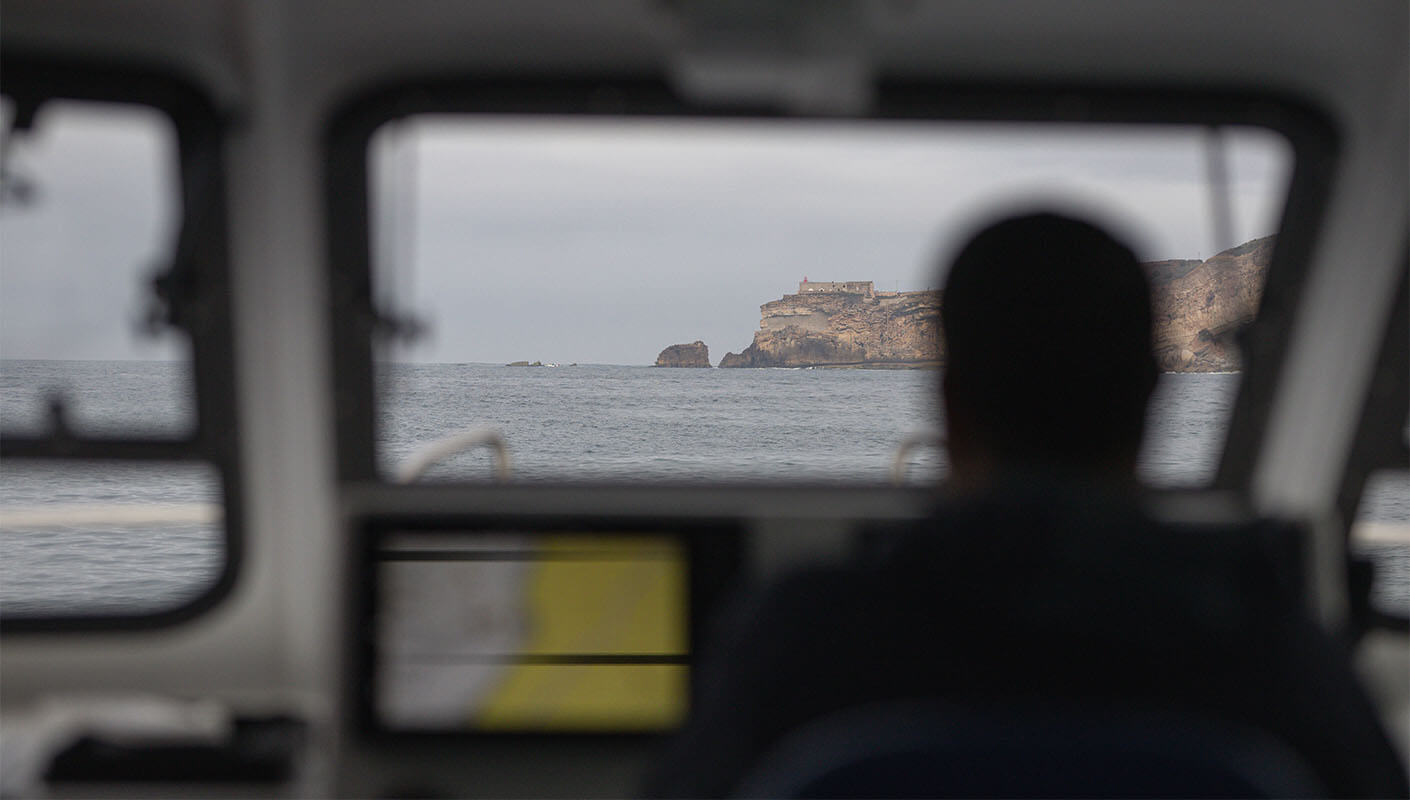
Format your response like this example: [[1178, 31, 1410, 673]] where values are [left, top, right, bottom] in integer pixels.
[[1, 359, 1405, 616]]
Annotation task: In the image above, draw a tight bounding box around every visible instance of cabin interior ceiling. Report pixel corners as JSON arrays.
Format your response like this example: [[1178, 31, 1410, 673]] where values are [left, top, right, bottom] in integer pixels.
[[2, 1, 1404, 113], [0, 1, 1406, 792]]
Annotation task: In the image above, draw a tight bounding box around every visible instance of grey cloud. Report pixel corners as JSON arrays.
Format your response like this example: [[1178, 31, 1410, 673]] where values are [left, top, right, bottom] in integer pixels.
[[6, 113, 1288, 364]]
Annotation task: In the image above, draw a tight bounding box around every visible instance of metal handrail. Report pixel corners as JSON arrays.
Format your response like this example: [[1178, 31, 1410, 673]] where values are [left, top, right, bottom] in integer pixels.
[[0, 429, 513, 528], [890, 428, 946, 485], [394, 427, 512, 483]]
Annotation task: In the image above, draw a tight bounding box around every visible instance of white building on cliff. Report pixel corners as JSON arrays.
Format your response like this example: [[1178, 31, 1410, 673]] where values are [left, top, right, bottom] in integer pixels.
[[797, 279, 874, 296]]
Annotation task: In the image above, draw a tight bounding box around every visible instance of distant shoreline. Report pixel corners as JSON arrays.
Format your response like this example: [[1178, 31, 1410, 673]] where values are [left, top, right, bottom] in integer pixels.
[[3, 357, 1246, 375]]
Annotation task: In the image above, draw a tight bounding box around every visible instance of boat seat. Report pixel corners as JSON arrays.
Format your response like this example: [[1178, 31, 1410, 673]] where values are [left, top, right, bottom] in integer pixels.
[[733, 701, 1327, 798]]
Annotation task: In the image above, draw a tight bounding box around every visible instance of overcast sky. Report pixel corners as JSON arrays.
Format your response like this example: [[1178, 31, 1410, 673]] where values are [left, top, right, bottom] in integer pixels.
[[1, 105, 1290, 364]]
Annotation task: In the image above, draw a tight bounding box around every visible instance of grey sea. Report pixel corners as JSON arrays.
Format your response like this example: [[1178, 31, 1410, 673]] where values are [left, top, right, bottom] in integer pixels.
[[1, 359, 1406, 616]]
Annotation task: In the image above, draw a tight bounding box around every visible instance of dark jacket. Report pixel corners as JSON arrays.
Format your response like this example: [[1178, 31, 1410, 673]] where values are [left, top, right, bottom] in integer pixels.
[[643, 484, 1409, 797]]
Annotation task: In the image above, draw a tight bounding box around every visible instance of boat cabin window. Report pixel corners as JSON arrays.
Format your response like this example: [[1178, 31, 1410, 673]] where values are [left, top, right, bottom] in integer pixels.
[[1353, 468, 1410, 617], [0, 83, 236, 627], [0, 99, 190, 435], [368, 526, 705, 732], [0, 461, 222, 616], [363, 117, 1292, 488]]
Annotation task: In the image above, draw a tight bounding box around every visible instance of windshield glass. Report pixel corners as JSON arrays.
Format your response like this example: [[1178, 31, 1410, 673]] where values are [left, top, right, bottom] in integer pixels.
[[369, 118, 1292, 487]]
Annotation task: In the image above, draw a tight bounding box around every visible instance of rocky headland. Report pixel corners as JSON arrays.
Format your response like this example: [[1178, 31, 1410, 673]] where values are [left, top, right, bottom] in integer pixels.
[[717, 238, 1272, 371], [1146, 235, 1273, 372], [719, 283, 940, 368], [654, 341, 712, 367]]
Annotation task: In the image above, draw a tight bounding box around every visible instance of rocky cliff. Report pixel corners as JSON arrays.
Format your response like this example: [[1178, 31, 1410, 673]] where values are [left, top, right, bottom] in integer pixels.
[[718, 236, 1272, 371], [719, 290, 941, 368], [1147, 235, 1273, 372], [654, 340, 711, 367]]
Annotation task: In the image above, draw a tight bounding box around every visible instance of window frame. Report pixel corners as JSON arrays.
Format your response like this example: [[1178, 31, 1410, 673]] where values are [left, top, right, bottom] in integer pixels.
[[324, 76, 1338, 492], [1338, 246, 1409, 633], [0, 53, 243, 632]]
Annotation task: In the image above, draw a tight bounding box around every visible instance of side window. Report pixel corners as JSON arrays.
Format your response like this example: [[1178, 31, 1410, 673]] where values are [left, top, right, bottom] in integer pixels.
[[1352, 468, 1410, 618], [0, 72, 236, 627], [1, 100, 190, 434], [1346, 267, 1409, 622], [1344, 259, 1409, 624]]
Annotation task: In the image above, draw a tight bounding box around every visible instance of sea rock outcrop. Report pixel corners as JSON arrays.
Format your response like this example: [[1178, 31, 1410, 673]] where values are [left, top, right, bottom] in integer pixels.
[[720, 284, 941, 368], [654, 341, 711, 367]]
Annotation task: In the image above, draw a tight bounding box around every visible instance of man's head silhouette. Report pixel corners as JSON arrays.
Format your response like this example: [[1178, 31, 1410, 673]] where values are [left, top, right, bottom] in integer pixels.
[[941, 212, 1158, 489]]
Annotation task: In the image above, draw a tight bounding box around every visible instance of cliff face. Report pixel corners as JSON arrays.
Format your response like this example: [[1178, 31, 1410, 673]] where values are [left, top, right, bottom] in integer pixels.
[[654, 340, 711, 367], [719, 290, 941, 368], [1147, 235, 1273, 372], [718, 236, 1273, 371]]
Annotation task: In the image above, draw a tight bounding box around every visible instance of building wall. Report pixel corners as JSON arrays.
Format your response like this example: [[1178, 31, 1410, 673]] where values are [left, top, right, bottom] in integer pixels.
[[797, 280, 874, 295]]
